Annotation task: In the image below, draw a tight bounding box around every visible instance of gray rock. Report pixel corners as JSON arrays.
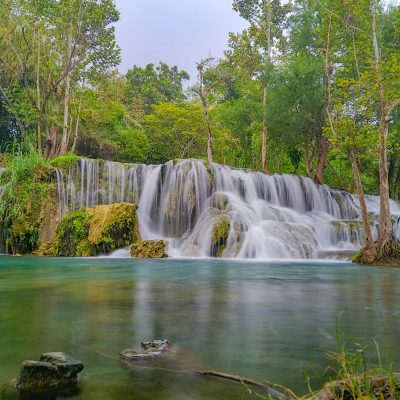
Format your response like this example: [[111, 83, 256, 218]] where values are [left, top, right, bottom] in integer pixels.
[[120, 340, 172, 360], [12, 352, 83, 395]]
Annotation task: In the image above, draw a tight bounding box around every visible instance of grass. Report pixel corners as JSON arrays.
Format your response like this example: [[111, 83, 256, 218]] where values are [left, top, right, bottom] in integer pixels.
[[0, 139, 51, 253]]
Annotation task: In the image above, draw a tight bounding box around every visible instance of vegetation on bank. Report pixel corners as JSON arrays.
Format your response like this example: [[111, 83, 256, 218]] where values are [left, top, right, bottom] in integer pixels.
[[0, 148, 82, 254]]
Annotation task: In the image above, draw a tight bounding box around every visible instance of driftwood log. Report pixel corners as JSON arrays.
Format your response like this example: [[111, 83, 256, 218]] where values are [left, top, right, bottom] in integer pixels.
[[196, 370, 298, 400]]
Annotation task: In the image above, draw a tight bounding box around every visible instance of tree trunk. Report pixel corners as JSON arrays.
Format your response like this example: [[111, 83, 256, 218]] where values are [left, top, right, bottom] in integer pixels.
[[44, 99, 60, 158], [314, 136, 329, 184], [36, 26, 42, 152], [377, 110, 393, 245], [348, 149, 374, 251], [58, 28, 73, 156], [261, 3, 272, 173], [304, 137, 311, 177], [261, 86, 268, 173], [200, 97, 213, 164], [71, 74, 85, 153], [372, 10, 394, 246]]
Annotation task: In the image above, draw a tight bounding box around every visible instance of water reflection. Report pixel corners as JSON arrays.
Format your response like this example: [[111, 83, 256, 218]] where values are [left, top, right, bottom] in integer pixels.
[[0, 258, 400, 399]]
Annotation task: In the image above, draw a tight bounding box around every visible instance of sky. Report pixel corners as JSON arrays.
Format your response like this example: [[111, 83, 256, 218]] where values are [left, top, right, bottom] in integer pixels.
[[114, 0, 248, 82]]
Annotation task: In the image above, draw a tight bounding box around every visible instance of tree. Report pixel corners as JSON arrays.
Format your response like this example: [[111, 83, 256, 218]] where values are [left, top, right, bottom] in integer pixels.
[[318, 0, 400, 262], [232, 0, 290, 172], [192, 58, 223, 164], [125, 62, 189, 114], [0, 0, 120, 157]]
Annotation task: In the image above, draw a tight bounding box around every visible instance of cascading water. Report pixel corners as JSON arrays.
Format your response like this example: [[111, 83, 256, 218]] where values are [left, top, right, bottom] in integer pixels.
[[56, 158, 400, 259]]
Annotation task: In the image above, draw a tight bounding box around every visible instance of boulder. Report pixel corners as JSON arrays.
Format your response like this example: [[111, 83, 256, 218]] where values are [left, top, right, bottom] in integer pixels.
[[120, 340, 172, 361], [210, 215, 230, 257], [10, 352, 83, 396], [55, 203, 140, 257], [131, 240, 168, 258]]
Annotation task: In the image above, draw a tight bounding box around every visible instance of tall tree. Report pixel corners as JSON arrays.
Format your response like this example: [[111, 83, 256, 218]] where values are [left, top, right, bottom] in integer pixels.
[[232, 0, 290, 172], [0, 0, 120, 156], [125, 62, 189, 114]]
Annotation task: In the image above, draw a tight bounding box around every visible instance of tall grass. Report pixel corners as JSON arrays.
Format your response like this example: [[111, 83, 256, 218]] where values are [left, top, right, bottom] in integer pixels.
[[0, 139, 48, 228]]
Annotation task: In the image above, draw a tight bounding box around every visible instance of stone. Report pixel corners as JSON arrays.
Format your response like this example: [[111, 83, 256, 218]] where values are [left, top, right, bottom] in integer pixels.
[[11, 352, 84, 395], [120, 340, 172, 361], [130, 240, 168, 258], [210, 215, 230, 257], [55, 203, 140, 256]]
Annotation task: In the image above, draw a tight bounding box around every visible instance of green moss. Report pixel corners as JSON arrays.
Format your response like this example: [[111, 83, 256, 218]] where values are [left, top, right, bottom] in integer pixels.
[[55, 209, 90, 257], [0, 152, 55, 254], [353, 240, 400, 266], [131, 240, 168, 258], [55, 203, 140, 257], [49, 154, 81, 171], [210, 215, 230, 257]]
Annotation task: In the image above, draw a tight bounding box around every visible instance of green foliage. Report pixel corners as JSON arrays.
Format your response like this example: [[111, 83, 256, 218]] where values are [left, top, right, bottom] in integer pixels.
[[0, 142, 52, 253], [55, 208, 90, 257], [125, 62, 189, 113], [50, 154, 81, 170], [144, 102, 208, 163]]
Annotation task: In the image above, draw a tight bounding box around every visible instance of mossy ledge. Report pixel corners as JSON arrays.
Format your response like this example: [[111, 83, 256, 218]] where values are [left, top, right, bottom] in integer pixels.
[[55, 203, 140, 257], [352, 240, 400, 266], [131, 240, 168, 258]]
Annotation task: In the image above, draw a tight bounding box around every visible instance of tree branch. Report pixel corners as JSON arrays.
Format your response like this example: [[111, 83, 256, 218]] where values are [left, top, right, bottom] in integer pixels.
[[196, 370, 298, 400]]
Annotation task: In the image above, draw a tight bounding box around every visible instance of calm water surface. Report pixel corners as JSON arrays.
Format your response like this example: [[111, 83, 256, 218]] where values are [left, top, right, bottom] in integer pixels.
[[0, 257, 400, 399]]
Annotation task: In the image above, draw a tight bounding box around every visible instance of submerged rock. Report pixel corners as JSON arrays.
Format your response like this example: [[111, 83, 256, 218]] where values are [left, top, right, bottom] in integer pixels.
[[55, 203, 140, 257], [120, 340, 172, 360], [7, 352, 83, 398], [130, 240, 168, 258]]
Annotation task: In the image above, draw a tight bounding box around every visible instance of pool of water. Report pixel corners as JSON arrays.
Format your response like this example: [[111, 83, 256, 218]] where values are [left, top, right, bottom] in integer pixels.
[[0, 257, 400, 399]]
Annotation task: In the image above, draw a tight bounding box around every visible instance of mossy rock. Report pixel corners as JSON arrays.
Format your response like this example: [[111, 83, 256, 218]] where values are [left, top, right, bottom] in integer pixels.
[[34, 242, 56, 256], [131, 240, 168, 258], [210, 215, 230, 257], [5, 180, 54, 255], [55, 203, 140, 257], [353, 240, 400, 266], [55, 209, 89, 256], [49, 154, 81, 171]]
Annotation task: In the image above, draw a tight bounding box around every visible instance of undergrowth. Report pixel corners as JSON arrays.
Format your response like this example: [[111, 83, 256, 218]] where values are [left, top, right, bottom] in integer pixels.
[[0, 140, 51, 253]]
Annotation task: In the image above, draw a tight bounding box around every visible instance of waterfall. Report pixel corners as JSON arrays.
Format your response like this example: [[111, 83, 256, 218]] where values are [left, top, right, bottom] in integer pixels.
[[55, 158, 400, 259]]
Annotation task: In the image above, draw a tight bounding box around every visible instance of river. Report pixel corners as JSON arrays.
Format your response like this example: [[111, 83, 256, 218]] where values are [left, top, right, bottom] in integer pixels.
[[1, 257, 399, 399]]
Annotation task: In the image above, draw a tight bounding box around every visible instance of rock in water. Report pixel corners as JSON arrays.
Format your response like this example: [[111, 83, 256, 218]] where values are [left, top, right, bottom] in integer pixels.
[[130, 240, 168, 258], [12, 352, 84, 395], [120, 340, 172, 360]]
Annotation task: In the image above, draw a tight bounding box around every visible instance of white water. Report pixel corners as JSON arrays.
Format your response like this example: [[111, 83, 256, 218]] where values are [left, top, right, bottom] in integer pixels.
[[56, 158, 400, 259]]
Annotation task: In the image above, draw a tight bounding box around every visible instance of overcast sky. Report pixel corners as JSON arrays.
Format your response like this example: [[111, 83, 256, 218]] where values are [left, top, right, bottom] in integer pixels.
[[114, 0, 248, 82]]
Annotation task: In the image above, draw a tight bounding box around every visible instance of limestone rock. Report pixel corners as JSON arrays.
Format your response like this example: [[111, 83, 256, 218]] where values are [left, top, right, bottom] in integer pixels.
[[55, 203, 140, 257], [12, 352, 83, 395], [131, 240, 168, 258], [210, 215, 230, 257], [120, 340, 172, 360]]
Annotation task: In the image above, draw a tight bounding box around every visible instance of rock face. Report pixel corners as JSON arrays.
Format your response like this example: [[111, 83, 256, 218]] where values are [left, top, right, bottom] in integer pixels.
[[13, 352, 84, 395], [120, 340, 172, 360], [55, 203, 140, 256], [210, 215, 230, 257], [131, 240, 168, 258]]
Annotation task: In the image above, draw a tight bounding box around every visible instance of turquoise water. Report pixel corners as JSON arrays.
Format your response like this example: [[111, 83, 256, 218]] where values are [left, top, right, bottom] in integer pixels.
[[0, 257, 400, 399]]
